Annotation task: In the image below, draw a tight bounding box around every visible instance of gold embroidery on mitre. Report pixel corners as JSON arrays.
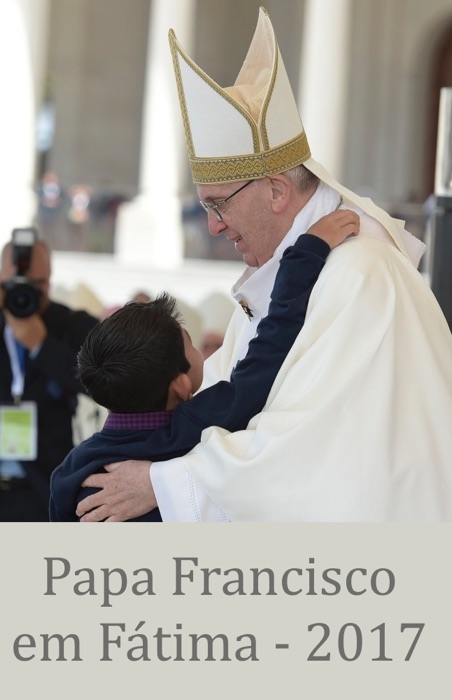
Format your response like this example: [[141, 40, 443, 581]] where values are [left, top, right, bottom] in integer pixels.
[[260, 43, 278, 151], [190, 132, 311, 184], [169, 10, 311, 185]]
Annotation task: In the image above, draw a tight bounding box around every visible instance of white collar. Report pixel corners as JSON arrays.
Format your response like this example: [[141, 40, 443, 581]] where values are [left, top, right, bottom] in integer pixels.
[[231, 182, 340, 317], [231, 178, 425, 320]]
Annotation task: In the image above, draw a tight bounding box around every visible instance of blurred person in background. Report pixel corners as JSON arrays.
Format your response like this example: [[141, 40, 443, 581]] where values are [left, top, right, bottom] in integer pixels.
[[101, 290, 153, 321], [130, 290, 152, 304], [198, 292, 234, 359], [0, 230, 98, 521], [36, 170, 65, 250], [200, 330, 224, 359]]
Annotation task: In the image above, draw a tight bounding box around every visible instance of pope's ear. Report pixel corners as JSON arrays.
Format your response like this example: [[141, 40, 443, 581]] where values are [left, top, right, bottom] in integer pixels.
[[268, 174, 290, 213], [169, 372, 193, 403]]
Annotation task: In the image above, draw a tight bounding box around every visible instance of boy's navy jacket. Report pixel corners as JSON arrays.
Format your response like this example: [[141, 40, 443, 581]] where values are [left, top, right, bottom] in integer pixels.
[[49, 233, 331, 522]]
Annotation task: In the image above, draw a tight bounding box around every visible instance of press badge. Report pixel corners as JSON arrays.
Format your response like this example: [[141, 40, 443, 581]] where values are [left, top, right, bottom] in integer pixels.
[[0, 402, 37, 460]]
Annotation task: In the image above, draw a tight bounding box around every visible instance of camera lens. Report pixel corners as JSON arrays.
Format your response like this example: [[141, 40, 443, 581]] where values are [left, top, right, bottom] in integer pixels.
[[3, 281, 41, 318]]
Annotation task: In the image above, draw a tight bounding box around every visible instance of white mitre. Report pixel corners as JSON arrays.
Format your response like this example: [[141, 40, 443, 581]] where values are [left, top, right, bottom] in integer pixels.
[[169, 6, 425, 266]]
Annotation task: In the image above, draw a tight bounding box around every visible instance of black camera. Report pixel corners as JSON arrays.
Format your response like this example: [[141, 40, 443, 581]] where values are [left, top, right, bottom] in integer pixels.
[[1, 228, 42, 318]]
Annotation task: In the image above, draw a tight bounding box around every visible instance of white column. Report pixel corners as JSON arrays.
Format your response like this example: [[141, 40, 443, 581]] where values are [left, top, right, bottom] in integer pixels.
[[298, 0, 352, 179], [115, 0, 197, 267], [0, 0, 49, 248]]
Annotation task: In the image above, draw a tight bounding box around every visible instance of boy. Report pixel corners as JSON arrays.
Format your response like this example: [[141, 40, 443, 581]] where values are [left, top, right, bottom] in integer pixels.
[[50, 209, 358, 521]]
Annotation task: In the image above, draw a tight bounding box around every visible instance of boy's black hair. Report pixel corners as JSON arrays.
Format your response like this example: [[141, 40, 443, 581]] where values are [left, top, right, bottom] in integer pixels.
[[77, 293, 190, 412]]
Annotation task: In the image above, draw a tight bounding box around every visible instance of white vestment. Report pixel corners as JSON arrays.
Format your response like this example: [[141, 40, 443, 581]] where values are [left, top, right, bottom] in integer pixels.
[[151, 184, 452, 521]]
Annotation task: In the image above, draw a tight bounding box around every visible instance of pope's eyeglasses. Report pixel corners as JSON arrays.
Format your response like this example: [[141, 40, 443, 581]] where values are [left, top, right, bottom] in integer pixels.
[[199, 180, 253, 222]]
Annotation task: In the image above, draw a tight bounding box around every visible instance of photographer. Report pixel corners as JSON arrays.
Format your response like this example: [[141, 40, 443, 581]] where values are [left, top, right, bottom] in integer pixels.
[[0, 229, 98, 521]]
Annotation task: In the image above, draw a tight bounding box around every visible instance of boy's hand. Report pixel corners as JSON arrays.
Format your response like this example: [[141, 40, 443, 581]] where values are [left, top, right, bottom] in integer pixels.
[[308, 209, 360, 249]]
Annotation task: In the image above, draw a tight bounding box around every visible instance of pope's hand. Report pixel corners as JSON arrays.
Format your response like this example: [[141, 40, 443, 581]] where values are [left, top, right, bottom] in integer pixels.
[[76, 460, 156, 522]]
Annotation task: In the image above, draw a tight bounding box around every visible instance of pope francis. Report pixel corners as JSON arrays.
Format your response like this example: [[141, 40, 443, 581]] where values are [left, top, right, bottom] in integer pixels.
[[77, 7, 452, 522]]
